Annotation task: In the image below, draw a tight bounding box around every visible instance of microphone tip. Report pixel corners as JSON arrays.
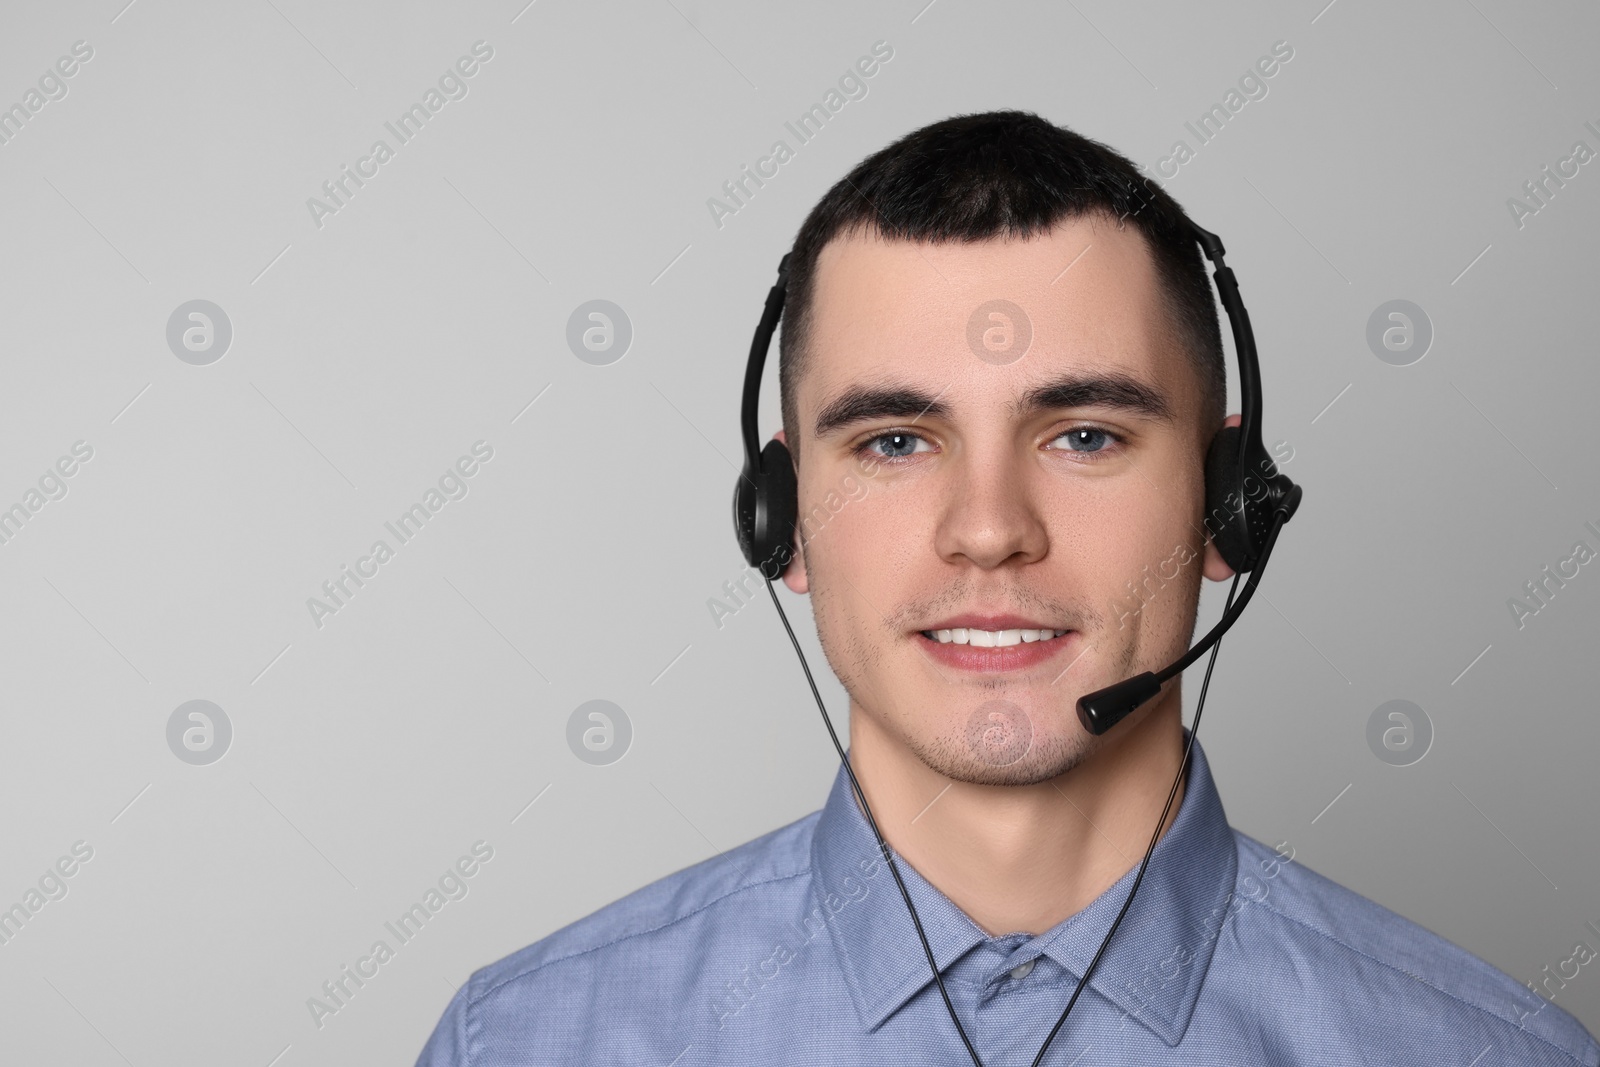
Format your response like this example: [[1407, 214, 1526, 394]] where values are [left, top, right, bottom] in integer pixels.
[[1076, 673, 1163, 735]]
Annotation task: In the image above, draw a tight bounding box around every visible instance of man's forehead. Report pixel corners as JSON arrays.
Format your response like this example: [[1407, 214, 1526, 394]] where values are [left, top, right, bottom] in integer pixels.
[[801, 218, 1191, 432]]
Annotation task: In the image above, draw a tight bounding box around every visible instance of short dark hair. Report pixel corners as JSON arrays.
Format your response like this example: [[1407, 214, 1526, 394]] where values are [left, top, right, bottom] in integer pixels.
[[778, 109, 1226, 451]]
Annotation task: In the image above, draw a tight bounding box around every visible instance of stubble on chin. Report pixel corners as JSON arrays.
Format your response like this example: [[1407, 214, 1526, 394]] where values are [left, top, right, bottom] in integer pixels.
[[907, 703, 1105, 787]]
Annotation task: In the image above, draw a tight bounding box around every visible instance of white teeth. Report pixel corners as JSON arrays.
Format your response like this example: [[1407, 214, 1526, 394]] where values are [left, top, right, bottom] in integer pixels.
[[927, 628, 1069, 646]]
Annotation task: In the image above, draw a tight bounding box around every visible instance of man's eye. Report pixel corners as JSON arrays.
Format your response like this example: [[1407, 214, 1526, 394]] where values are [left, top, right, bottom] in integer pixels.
[[858, 432, 929, 460], [1052, 426, 1121, 456]]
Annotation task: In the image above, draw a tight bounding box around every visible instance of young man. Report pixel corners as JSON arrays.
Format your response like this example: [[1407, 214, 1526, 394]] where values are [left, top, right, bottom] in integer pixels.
[[417, 112, 1599, 1064]]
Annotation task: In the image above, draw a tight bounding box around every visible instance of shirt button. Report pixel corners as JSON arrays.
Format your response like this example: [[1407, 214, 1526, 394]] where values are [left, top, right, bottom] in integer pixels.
[[1009, 959, 1036, 980]]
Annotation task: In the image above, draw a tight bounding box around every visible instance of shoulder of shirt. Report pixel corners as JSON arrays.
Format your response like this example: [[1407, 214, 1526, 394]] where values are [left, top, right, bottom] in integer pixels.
[[1230, 830, 1599, 1065], [458, 806, 821, 1010]]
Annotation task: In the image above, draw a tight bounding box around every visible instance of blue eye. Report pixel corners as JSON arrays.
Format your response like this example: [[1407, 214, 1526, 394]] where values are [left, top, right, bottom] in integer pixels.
[[863, 432, 927, 459], [1059, 427, 1112, 453]]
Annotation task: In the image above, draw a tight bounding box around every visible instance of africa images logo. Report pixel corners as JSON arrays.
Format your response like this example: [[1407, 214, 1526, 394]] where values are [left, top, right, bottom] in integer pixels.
[[306, 841, 494, 1030], [305, 441, 494, 630], [705, 40, 894, 229], [305, 41, 495, 230], [1506, 518, 1600, 631]]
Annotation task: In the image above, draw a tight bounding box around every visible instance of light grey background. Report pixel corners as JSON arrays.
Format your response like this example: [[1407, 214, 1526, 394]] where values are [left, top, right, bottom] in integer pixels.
[[1, 0, 1596, 1062]]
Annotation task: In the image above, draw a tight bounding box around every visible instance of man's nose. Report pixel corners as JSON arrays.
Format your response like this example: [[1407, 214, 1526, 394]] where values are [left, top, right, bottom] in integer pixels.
[[932, 447, 1049, 570]]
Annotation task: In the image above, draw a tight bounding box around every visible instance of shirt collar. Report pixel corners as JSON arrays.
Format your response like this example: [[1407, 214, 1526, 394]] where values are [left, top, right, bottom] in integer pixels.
[[810, 729, 1237, 1047]]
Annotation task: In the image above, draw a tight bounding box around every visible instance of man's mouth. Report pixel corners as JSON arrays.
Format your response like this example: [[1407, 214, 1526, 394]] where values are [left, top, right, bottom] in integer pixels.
[[912, 621, 1081, 673], [918, 627, 1072, 647]]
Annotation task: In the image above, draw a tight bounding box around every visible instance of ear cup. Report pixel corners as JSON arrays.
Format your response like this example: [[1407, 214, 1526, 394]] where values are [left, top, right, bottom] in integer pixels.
[[754, 439, 799, 578], [732, 439, 800, 578], [1203, 425, 1255, 574]]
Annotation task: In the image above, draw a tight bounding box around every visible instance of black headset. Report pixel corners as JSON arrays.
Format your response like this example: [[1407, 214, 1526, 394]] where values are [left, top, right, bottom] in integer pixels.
[[729, 217, 1303, 1065]]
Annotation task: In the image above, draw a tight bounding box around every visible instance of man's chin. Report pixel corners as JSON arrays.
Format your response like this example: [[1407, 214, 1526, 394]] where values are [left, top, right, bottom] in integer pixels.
[[908, 723, 1094, 790], [904, 703, 1101, 788]]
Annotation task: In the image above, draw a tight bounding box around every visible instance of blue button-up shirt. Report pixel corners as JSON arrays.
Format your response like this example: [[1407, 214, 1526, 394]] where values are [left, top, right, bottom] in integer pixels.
[[417, 735, 1599, 1064]]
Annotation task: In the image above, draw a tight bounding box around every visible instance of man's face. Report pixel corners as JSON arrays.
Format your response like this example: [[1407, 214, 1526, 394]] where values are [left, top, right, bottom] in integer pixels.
[[777, 213, 1229, 786]]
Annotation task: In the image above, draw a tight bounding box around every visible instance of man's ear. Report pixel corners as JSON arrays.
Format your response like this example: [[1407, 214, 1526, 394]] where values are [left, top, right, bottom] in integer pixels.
[[1201, 413, 1243, 583], [772, 429, 809, 595]]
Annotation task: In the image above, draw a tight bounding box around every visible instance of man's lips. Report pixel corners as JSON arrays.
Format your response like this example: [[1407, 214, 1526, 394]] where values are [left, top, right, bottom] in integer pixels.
[[914, 627, 1080, 673]]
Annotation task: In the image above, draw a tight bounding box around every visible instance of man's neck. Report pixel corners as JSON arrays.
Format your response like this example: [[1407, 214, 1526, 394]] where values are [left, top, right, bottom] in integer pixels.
[[846, 695, 1188, 937]]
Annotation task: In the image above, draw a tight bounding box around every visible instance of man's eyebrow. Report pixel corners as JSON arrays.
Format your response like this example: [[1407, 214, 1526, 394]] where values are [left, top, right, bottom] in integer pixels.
[[813, 383, 951, 439], [1014, 371, 1176, 423]]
